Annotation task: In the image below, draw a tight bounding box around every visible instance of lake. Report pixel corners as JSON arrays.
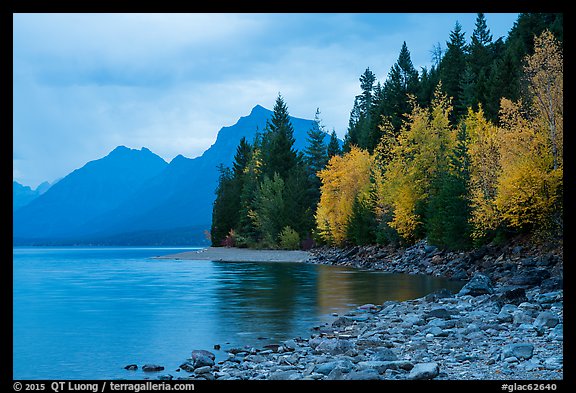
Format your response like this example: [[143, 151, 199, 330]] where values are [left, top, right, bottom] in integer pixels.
[[13, 247, 464, 380]]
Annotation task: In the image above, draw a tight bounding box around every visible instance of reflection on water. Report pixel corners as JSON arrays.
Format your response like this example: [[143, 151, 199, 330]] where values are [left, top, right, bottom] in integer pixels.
[[13, 248, 463, 380]]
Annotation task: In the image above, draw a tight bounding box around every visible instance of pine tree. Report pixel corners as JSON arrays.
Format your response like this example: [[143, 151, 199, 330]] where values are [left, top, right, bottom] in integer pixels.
[[461, 13, 494, 112], [380, 42, 420, 139], [426, 125, 472, 250], [260, 94, 298, 181], [327, 129, 342, 159], [232, 137, 252, 178], [346, 192, 377, 246], [211, 165, 239, 246], [304, 108, 329, 209], [439, 21, 468, 121]]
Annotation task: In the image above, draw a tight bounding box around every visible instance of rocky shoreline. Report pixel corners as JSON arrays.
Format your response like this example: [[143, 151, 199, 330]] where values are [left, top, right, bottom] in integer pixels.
[[149, 238, 564, 380]]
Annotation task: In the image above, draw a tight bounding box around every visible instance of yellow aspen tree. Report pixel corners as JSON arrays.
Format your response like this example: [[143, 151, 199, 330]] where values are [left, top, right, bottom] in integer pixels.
[[496, 98, 560, 231], [315, 146, 373, 245], [466, 106, 502, 239], [494, 30, 563, 235], [380, 86, 454, 242]]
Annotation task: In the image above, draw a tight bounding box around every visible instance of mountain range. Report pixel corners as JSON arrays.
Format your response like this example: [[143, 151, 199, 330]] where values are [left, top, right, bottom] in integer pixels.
[[13, 105, 332, 245]]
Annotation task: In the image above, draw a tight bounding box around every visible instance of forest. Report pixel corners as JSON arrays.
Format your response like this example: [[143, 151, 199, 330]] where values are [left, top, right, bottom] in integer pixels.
[[211, 13, 563, 251]]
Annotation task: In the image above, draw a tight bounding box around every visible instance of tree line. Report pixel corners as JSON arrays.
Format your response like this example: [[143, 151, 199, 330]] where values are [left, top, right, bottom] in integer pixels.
[[211, 13, 563, 250]]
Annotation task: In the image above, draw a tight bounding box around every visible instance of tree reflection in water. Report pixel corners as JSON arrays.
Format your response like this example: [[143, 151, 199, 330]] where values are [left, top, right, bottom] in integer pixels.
[[210, 261, 463, 347]]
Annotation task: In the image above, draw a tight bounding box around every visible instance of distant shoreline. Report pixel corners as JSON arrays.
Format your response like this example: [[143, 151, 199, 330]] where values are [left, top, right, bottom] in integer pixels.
[[154, 247, 312, 263]]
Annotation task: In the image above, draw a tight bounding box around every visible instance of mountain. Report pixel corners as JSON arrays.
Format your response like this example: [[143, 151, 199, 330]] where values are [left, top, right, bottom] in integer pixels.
[[13, 146, 168, 243], [13, 105, 332, 245], [13, 181, 53, 212], [13, 182, 40, 212]]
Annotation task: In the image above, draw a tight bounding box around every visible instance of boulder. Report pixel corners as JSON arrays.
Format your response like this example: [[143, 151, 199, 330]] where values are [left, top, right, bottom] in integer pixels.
[[425, 307, 451, 319], [314, 338, 354, 355], [407, 362, 440, 380], [191, 350, 215, 368], [534, 311, 560, 329], [458, 273, 493, 296], [371, 348, 398, 362], [501, 343, 534, 360], [142, 364, 164, 372], [509, 268, 550, 286], [124, 364, 138, 371]]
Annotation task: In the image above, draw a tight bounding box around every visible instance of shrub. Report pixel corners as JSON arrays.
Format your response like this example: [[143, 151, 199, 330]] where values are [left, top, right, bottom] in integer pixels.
[[278, 226, 300, 250]]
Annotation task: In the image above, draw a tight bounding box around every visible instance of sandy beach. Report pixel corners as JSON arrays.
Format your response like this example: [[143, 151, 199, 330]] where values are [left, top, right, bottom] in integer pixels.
[[155, 247, 312, 263]]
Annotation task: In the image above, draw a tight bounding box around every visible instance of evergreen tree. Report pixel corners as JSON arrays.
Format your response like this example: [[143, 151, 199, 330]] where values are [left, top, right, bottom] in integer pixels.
[[439, 21, 468, 121], [211, 165, 239, 246], [327, 129, 342, 159], [304, 108, 329, 209], [232, 137, 252, 178], [346, 192, 377, 246], [343, 97, 362, 152], [426, 125, 472, 250], [379, 42, 420, 140], [260, 94, 298, 180], [461, 13, 494, 112]]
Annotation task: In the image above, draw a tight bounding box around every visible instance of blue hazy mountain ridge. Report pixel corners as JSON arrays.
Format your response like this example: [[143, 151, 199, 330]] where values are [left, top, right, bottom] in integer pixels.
[[13, 180, 53, 211], [13, 182, 40, 211], [13, 146, 169, 242], [13, 105, 331, 245]]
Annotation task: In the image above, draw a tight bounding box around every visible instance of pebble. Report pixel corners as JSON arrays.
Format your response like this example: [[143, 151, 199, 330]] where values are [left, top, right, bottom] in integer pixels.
[[161, 241, 563, 380]]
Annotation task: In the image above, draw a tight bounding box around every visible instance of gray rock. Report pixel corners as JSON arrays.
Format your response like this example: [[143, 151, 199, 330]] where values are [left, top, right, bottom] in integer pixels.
[[544, 356, 563, 370], [314, 338, 355, 355], [496, 311, 513, 323], [194, 366, 212, 374], [325, 367, 346, 380], [179, 362, 195, 372], [282, 339, 298, 351], [371, 348, 398, 362], [548, 323, 563, 341], [268, 370, 300, 380], [314, 359, 354, 375], [157, 374, 173, 380], [345, 369, 381, 380], [501, 343, 534, 360], [332, 316, 355, 328], [142, 364, 165, 372], [533, 311, 559, 328], [535, 291, 563, 305], [425, 307, 451, 319], [407, 362, 440, 380], [512, 310, 533, 325], [124, 364, 138, 371], [458, 273, 493, 297], [191, 350, 216, 368]]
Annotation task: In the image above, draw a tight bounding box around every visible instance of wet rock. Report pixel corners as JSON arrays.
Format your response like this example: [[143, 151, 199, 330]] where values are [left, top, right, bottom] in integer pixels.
[[332, 316, 355, 328], [142, 364, 164, 372], [124, 364, 138, 371], [157, 374, 173, 380], [408, 362, 440, 380], [501, 343, 534, 360], [425, 307, 452, 319], [458, 273, 493, 296], [193, 366, 212, 374], [191, 350, 215, 368]]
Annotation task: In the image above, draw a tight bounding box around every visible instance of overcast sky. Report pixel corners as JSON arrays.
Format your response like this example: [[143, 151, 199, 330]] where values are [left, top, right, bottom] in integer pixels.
[[13, 13, 519, 188]]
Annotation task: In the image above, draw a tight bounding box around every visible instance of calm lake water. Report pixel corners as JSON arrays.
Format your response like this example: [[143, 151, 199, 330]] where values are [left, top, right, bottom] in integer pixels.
[[13, 247, 464, 380]]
